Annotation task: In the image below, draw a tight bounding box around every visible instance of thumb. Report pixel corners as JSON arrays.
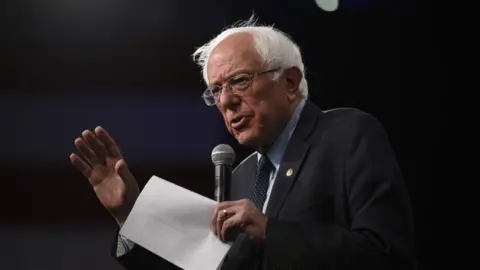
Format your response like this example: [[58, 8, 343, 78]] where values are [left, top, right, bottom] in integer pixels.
[[115, 159, 134, 183]]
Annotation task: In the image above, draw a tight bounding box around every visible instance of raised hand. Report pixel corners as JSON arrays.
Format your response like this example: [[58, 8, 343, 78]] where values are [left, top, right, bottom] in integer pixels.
[[70, 126, 139, 225]]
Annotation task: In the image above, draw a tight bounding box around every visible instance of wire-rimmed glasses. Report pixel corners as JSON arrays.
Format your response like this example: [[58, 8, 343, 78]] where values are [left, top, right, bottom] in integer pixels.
[[201, 68, 280, 106]]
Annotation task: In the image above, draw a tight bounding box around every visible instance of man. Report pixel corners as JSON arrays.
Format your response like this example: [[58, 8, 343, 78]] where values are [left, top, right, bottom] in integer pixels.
[[70, 18, 417, 269]]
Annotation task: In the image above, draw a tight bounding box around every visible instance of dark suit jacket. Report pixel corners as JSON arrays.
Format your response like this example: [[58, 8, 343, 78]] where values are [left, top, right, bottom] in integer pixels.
[[111, 100, 417, 270]]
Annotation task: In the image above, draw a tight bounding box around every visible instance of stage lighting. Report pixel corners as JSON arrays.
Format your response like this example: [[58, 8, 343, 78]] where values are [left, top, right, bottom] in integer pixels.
[[315, 0, 338, 11]]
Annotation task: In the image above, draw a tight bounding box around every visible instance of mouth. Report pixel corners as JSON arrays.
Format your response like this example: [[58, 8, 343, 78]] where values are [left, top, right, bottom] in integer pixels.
[[231, 116, 250, 129]]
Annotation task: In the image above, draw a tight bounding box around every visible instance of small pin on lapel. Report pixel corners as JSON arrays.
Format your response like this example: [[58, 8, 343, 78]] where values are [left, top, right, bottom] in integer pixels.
[[286, 168, 293, 176]]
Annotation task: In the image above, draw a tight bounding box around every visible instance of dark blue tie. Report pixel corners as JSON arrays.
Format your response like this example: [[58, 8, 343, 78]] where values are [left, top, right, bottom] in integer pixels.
[[243, 155, 273, 270], [250, 155, 274, 211]]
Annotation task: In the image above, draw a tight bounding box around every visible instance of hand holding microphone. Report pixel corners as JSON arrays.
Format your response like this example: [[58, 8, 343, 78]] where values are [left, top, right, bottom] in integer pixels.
[[210, 144, 268, 243]]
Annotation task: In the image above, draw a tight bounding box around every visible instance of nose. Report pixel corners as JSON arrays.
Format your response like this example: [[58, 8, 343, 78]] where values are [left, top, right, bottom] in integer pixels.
[[218, 86, 241, 109]]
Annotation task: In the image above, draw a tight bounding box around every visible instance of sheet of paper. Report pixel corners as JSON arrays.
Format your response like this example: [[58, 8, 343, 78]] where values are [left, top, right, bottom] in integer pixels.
[[119, 175, 231, 270]]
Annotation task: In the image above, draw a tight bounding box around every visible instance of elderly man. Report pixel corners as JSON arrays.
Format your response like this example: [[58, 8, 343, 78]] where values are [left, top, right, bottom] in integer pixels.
[[70, 19, 417, 270]]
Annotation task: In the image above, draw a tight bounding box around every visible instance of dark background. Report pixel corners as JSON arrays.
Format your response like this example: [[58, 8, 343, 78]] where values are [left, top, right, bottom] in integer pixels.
[[1, 0, 439, 269]]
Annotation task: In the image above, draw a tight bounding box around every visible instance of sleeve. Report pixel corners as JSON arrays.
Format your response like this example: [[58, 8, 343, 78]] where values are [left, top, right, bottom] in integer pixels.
[[264, 113, 418, 270], [116, 235, 135, 257], [110, 228, 181, 270]]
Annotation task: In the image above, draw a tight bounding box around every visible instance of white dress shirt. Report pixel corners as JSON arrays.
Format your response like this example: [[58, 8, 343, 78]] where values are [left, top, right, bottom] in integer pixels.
[[257, 98, 305, 214]]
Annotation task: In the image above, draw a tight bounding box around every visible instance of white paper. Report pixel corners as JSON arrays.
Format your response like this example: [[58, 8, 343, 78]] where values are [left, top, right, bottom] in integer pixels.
[[119, 175, 231, 270]]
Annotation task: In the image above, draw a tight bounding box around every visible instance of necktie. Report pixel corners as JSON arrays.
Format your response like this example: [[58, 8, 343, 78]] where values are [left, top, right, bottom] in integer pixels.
[[246, 155, 274, 270], [251, 155, 274, 212]]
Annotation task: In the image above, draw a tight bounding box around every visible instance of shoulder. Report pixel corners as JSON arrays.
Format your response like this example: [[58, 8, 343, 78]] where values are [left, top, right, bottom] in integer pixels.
[[321, 107, 381, 125], [316, 107, 386, 136], [307, 107, 389, 152]]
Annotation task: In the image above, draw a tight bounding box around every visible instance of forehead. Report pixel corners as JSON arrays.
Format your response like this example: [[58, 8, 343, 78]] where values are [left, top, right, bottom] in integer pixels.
[[206, 33, 263, 84]]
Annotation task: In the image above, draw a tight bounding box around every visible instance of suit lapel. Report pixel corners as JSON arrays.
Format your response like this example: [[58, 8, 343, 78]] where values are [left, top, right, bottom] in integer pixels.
[[236, 154, 258, 199], [265, 144, 310, 217], [265, 101, 320, 217]]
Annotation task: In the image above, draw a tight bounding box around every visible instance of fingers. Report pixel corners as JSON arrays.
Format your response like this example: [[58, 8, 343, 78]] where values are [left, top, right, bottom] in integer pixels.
[[74, 137, 100, 165], [73, 126, 120, 167], [95, 126, 122, 158], [70, 153, 92, 178], [115, 159, 135, 184], [220, 206, 241, 242], [211, 201, 236, 236], [216, 209, 228, 239], [220, 217, 237, 242], [213, 199, 254, 242], [82, 130, 108, 164]]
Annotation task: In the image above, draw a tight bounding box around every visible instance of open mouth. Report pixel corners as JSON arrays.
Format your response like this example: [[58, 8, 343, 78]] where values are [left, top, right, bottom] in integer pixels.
[[231, 116, 249, 129], [232, 116, 242, 124]]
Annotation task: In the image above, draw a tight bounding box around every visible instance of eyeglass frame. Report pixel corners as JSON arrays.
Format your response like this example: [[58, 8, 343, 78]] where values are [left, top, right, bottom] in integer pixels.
[[201, 67, 281, 106]]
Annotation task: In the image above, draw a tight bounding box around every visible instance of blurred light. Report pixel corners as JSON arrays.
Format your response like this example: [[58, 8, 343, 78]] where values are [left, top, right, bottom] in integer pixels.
[[315, 0, 339, 11]]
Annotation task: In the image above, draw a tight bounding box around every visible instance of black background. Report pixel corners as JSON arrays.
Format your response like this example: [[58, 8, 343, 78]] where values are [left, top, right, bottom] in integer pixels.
[[0, 0, 438, 269]]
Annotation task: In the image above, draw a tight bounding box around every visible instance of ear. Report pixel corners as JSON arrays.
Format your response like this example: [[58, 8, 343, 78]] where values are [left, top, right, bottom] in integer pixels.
[[283, 66, 303, 101]]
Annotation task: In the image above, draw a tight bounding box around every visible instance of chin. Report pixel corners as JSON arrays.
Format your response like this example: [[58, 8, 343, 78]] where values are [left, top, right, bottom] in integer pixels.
[[233, 129, 258, 147]]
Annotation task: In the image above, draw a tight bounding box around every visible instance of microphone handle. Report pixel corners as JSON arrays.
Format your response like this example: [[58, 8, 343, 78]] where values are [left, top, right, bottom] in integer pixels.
[[215, 164, 231, 202]]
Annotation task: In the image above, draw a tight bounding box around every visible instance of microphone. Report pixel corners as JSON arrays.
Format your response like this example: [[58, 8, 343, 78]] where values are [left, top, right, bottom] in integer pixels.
[[211, 144, 235, 202]]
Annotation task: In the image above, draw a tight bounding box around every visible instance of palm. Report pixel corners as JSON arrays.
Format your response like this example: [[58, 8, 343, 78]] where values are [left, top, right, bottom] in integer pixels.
[[70, 127, 138, 221], [90, 156, 125, 210]]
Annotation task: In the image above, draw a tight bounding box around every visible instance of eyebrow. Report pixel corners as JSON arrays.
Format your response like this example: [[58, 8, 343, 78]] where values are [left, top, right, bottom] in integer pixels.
[[208, 68, 253, 87]]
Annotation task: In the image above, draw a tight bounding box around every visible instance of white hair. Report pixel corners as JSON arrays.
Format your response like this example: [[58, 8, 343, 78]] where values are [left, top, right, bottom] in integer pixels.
[[192, 16, 309, 98]]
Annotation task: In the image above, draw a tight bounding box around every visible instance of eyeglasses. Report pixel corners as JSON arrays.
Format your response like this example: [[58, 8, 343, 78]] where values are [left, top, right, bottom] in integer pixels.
[[201, 68, 280, 106]]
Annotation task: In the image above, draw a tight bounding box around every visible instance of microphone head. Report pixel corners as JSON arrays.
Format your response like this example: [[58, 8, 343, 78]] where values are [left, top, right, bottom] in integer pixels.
[[211, 144, 236, 166]]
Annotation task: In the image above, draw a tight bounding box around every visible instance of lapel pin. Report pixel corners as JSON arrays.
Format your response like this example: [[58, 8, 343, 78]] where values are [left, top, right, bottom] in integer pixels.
[[286, 168, 293, 176]]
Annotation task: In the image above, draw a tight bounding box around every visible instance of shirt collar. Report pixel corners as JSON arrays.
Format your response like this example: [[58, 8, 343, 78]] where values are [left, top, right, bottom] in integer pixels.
[[257, 98, 307, 171]]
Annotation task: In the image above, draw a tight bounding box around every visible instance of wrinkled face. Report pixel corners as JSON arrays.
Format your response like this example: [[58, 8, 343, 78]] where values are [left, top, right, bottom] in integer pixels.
[[206, 33, 302, 152]]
